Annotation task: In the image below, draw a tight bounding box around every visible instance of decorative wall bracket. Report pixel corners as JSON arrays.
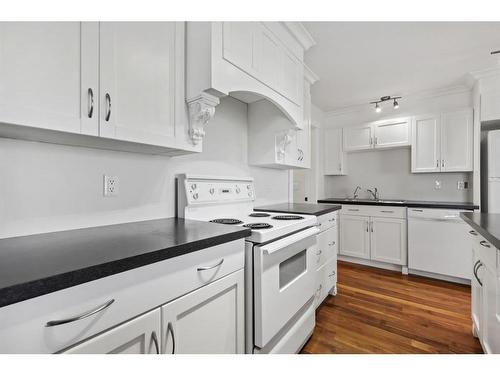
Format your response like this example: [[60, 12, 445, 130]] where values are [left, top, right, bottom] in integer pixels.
[[187, 92, 220, 145]]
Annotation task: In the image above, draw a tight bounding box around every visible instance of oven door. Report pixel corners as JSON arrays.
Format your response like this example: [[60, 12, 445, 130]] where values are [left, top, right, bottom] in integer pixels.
[[253, 226, 319, 348]]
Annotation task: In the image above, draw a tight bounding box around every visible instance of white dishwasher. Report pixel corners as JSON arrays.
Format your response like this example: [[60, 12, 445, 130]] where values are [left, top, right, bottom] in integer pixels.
[[408, 208, 473, 281]]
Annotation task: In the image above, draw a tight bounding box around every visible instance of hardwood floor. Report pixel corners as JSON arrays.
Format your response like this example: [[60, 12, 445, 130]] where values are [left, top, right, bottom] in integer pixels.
[[302, 261, 483, 354]]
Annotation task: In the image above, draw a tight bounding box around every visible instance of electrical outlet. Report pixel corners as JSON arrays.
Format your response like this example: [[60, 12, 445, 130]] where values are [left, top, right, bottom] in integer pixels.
[[435, 180, 442, 190], [457, 181, 469, 190], [103, 175, 119, 197]]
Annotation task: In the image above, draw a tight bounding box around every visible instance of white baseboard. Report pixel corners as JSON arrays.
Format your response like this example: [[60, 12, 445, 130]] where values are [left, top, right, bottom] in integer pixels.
[[408, 269, 471, 285], [338, 255, 403, 273]]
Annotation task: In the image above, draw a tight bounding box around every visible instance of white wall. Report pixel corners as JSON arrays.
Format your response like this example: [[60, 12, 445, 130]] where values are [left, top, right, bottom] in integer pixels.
[[0, 96, 289, 239], [320, 89, 474, 202]]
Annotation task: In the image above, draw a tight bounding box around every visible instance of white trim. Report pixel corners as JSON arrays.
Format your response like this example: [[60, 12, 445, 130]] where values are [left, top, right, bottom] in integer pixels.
[[323, 84, 472, 118], [467, 66, 500, 81], [283, 22, 316, 51], [304, 64, 319, 85]]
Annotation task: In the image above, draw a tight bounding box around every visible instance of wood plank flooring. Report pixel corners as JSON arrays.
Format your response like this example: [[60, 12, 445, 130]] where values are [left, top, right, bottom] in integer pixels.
[[302, 261, 483, 354]]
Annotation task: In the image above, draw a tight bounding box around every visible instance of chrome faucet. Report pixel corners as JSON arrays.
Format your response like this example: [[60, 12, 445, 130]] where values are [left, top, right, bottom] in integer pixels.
[[352, 186, 361, 199], [367, 187, 379, 200]]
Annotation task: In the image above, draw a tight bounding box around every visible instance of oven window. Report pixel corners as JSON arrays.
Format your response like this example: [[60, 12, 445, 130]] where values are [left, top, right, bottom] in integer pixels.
[[279, 249, 307, 289]]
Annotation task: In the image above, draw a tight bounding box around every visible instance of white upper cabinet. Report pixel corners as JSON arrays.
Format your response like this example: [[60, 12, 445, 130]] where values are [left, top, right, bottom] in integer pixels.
[[480, 76, 500, 123], [187, 22, 313, 129], [343, 117, 410, 152], [0, 22, 97, 135], [440, 109, 473, 172], [343, 124, 374, 151], [99, 22, 183, 147], [411, 109, 473, 173], [0, 22, 198, 155], [372, 117, 410, 148], [324, 128, 346, 175], [411, 114, 441, 173]]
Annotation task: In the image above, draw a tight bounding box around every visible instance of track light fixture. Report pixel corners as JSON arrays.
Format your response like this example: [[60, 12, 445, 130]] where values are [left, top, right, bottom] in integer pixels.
[[370, 95, 402, 113]]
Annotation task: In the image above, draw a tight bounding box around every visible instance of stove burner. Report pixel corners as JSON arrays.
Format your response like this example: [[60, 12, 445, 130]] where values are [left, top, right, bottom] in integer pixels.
[[209, 218, 243, 225], [272, 215, 304, 221], [249, 213, 271, 217], [243, 223, 273, 230]]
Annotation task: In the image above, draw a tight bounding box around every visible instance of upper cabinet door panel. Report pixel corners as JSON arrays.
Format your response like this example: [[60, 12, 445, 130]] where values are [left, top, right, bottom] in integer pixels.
[[411, 115, 441, 173], [99, 22, 178, 146], [343, 124, 373, 151], [441, 109, 473, 172], [0, 22, 92, 134], [222, 22, 258, 76], [324, 128, 345, 175], [257, 27, 281, 89], [279, 48, 302, 105], [481, 89, 500, 123], [373, 118, 410, 148]]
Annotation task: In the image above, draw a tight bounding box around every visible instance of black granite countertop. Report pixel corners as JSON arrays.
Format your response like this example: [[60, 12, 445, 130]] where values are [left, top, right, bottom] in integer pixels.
[[254, 203, 341, 216], [461, 212, 500, 250], [0, 218, 251, 308], [317, 198, 478, 211]]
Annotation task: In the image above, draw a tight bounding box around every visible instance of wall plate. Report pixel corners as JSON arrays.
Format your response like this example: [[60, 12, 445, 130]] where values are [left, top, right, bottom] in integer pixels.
[[103, 175, 119, 197]]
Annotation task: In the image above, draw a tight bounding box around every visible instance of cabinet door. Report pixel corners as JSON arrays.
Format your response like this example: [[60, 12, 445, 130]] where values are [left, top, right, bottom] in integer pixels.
[[161, 269, 244, 354], [441, 109, 473, 172], [373, 117, 410, 148], [222, 22, 258, 76], [339, 215, 370, 259], [471, 247, 482, 339], [324, 128, 346, 175], [64, 309, 160, 354], [295, 80, 311, 168], [370, 217, 407, 265], [0, 22, 98, 135], [279, 47, 303, 105], [411, 114, 441, 173], [481, 89, 500, 123], [99, 22, 182, 147], [481, 261, 500, 354], [343, 124, 373, 151], [284, 130, 299, 166]]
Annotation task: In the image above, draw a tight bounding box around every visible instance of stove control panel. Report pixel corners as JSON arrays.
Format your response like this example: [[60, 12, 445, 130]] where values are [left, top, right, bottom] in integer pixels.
[[182, 176, 255, 205]]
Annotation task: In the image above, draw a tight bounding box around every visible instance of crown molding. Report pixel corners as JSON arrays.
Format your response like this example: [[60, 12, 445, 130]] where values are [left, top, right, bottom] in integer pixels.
[[466, 66, 500, 82], [304, 64, 319, 85], [283, 22, 316, 51], [323, 84, 472, 118]]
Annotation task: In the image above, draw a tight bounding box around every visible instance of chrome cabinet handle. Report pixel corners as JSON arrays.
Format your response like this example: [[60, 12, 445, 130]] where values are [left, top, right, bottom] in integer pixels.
[[469, 230, 478, 236], [369, 137, 373, 145], [105, 93, 112, 121], [167, 322, 175, 354], [316, 249, 323, 256], [87, 88, 94, 118], [328, 241, 335, 246], [474, 262, 484, 287], [197, 258, 224, 271], [412, 209, 424, 212], [365, 221, 369, 232], [370, 222, 374, 232], [381, 210, 394, 213], [442, 160, 445, 168], [338, 163, 342, 171], [315, 223, 322, 228], [329, 218, 336, 222], [348, 208, 359, 212], [374, 136, 378, 145], [436, 160, 439, 168], [151, 331, 160, 354], [480, 240, 491, 248], [45, 299, 115, 327]]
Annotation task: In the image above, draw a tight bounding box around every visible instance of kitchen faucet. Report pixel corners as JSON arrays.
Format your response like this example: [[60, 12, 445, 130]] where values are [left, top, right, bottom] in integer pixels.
[[352, 186, 361, 199], [367, 187, 379, 200]]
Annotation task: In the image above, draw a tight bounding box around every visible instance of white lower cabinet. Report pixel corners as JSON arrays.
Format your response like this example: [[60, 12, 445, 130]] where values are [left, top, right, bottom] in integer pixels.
[[64, 309, 161, 354], [339, 205, 407, 267], [370, 217, 407, 265], [339, 215, 370, 259], [470, 233, 500, 354], [161, 269, 245, 354]]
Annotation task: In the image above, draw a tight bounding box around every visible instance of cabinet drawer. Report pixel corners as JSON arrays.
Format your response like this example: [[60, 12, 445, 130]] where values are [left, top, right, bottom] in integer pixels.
[[471, 233, 497, 271], [317, 211, 338, 232], [314, 257, 337, 308], [315, 226, 337, 269], [341, 204, 406, 219], [0, 239, 245, 353]]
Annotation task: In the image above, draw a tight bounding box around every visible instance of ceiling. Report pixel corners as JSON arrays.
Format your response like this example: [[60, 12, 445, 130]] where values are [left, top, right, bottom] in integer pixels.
[[303, 22, 500, 112]]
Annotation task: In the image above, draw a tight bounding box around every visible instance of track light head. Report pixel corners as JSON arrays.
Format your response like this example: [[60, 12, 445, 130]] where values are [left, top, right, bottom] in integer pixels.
[[393, 99, 399, 109], [375, 102, 381, 113]]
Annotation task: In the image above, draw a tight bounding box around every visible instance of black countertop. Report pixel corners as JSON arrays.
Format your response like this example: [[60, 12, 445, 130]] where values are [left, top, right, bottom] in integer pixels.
[[461, 212, 500, 250], [317, 198, 478, 211], [254, 203, 342, 216], [0, 218, 251, 308]]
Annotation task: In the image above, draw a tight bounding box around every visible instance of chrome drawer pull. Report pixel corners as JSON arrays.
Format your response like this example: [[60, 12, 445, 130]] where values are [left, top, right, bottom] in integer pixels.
[[316, 250, 323, 256], [348, 209, 359, 212], [412, 209, 423, 212], [381, 210, 394, 213], [151, 331, 160, 354], [197, 258, 224, 271], [328, 241, 335, 246], [45, 299, 115, 327], [167, 322, 175, 354], [87, 88, 94, 118], [479, 241, 491, 248], [328, 218, 336, 222], [105, 93, 112, 121], [469, 230, 478, 236]]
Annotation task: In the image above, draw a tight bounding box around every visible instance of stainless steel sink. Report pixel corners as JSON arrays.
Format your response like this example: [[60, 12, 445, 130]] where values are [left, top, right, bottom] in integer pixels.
[[377, 200, 405, 204], [342, 198, 405, 204]]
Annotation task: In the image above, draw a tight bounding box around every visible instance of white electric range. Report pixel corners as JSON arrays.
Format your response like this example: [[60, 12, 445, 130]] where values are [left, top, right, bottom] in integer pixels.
[[177, 174, 319, 354]]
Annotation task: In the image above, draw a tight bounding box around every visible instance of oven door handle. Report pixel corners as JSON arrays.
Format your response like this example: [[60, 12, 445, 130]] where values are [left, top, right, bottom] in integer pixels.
[[260, 227, 319, 255]]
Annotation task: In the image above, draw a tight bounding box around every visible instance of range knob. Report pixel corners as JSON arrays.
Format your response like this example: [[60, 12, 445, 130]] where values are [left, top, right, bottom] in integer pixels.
[[209, 188, 215, 195], [191, 183, 197, 190], [236, 187, 241, 194], [193, 193, 199, 200], [247, 184, 251, 190]]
